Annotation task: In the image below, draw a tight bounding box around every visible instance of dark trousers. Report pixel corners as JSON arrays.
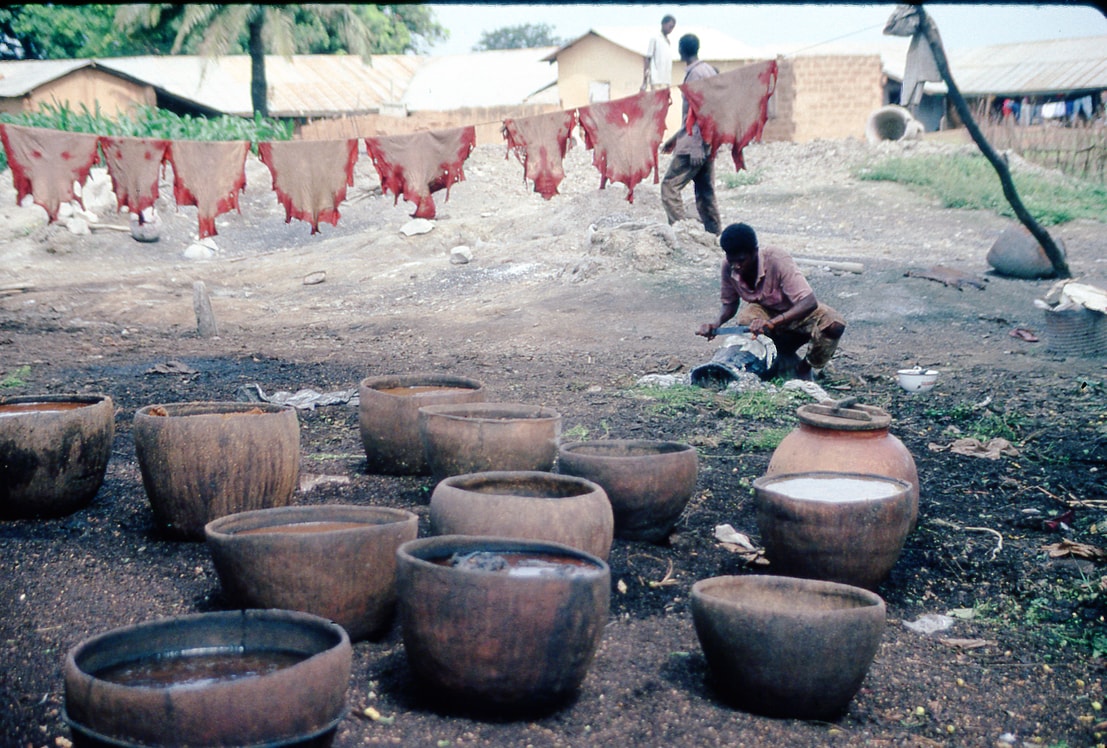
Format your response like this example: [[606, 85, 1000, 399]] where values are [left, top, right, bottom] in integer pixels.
[[661, 154, 720, 235]]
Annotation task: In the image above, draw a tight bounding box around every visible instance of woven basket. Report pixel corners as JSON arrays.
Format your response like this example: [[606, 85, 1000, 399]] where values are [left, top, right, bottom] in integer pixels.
[[1042, 306, 1107, 357]]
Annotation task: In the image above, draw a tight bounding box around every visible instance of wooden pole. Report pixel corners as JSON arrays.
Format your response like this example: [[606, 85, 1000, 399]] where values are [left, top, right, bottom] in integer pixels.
[[917, 6, 1071, 279]]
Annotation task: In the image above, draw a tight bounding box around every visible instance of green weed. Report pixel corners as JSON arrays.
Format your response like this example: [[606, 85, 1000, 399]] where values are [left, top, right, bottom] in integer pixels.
[[720, 168, 764, 188], [1, 365, 31, 388], [631, 384, 714, 417], [738, 426, 793, 452]]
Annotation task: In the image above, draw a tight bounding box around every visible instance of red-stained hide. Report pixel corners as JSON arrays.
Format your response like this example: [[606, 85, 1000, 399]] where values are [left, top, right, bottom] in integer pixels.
[[99, 136, 171, 220], [0, 124, 101, 222], [576, 89, 670, 203], [258, 139, 359, 234], [502, 109, 578, 200], [682, 60, 778, 172], [166, 140, 250, 239], [364, 127, 476, 219]]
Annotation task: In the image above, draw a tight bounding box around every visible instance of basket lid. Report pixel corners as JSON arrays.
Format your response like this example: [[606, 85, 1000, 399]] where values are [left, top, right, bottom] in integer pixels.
[[796, 399, 892, 431]]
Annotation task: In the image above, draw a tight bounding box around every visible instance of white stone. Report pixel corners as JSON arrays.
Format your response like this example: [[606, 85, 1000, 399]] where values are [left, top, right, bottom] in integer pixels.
[[449, 245, 473, 264], [66, 217, 90, 235], [400, 218, 434, 236]]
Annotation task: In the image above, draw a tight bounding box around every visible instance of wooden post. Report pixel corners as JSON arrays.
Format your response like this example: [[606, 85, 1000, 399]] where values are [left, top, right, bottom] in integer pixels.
[[193, 281, 218, 338], [917, 6, 1070, 279]]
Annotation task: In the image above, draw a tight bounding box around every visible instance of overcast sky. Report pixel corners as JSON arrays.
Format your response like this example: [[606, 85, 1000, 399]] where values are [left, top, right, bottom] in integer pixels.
[[425, 3, 1106, 55]]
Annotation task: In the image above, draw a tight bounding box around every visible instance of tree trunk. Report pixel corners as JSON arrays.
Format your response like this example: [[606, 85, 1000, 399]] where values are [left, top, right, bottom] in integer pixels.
[[918, 7, 1070, 279], [248, 8, 268, 117]]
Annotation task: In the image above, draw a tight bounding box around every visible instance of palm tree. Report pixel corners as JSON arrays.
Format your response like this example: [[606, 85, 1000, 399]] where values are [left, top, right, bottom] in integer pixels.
[[115, 4, 381, 117]]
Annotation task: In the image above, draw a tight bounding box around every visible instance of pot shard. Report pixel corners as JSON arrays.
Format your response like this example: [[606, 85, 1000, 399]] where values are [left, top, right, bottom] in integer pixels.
[[0, 394, 114, 519], [64, 609, 351, 747], [691, 574, 885, 721], [557, 439, 697, 542], [359, 374, 485, 475], [754, 471, 914, 590], [396, 535, 610, 714], [133, 401, 300, 540], [418, 402, 561, 481], [205, 505, 418, 641], [430, 470, 614, 560]]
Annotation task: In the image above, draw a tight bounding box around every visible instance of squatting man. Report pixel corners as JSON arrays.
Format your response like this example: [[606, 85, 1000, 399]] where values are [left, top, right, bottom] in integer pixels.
[[697, 223, 846, 381]]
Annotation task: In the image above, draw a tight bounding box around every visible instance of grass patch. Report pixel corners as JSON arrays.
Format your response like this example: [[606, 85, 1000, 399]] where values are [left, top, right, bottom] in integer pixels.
[[720, 168, 765, 188], [737, 426, 793, 452], [856, 153, 1107, 226], [1, 365, 31, 388]]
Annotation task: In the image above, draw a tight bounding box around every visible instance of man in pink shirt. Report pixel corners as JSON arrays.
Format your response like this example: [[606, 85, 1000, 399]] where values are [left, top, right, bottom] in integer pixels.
[[696, 222, 846, 380]]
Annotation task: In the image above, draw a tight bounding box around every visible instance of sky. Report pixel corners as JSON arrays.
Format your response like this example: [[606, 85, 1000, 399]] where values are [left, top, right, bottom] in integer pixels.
[[425, 3, 1107, 56]]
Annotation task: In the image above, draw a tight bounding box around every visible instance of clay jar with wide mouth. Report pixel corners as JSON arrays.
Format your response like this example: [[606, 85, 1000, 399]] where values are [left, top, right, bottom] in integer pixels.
[[0, 394, 115, 520], [767, 400, 919, 530], [133, 401, 300, 540], [430, 470, 614, 560], [396, 535, 610, 715], [64, 609, 351, 748], [753, 471, 914, 590], [418, 402, 561, 481], [557, 439, 698, 542], [691, 574, 885, 721], [359, 374, 485, 475], [205, 505, 418, 641]]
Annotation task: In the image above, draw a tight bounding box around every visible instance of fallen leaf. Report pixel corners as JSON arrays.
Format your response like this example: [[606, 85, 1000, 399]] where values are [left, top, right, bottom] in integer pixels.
[[1041, 539, 1107, 560]]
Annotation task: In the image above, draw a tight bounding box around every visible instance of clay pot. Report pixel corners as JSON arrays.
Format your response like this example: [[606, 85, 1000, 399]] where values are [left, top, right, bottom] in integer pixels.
[[418, 402, 561, 481], [205, 505, 418, 641], [359, 374, 485, 475], [691, 574, 885, 720], [133, 402, 300, 540], [64, 609, 351, 747], [754, 471, 914, 590], [558, 439, 697, 542], [767, 400, 919, 530], [0, 394, 114, 519], [430, 470, 614, 560], [396, 535, 610, 714]]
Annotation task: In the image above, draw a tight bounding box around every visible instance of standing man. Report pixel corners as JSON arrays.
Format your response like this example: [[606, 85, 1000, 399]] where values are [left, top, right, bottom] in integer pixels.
[[697, 223, 846, 380], [660, 34, 720, 235], [642, 15, 676, 91]]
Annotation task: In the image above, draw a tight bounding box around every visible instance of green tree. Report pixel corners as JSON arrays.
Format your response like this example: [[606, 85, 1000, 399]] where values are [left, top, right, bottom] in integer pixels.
[[115, 4, 446, 117], [0, 5, 174, 59], [473, 23, 561, 51]]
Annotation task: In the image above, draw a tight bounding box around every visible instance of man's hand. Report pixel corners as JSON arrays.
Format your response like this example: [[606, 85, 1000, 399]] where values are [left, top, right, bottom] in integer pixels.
[[696, 323, 717, 340], [748, 317, 773, 336]]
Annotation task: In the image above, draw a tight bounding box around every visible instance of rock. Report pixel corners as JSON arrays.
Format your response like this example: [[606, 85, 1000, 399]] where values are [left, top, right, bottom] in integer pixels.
[[183, 237, 218, 260], [986, 224, 1062, 279], [449, 246, 473, 264], [401, 218, 434, 236], [66, 217, 90, 236]]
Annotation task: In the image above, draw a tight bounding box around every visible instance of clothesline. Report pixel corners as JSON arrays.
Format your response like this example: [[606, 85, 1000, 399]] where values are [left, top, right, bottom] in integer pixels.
[[0, 59, 776, 239]]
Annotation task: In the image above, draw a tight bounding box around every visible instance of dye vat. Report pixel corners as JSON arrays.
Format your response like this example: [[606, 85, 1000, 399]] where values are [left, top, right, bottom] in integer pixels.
[[64, 609, 351, 747], [691, 574, 886, 720], [205, 505, 418, 641], [430, 470, 614, 560], [418, 402, 561, 481], [396, 535, 610, 715], [557, 439, 698, 542], [0, 394, 114, 519], [133, 401, 300, 540], [754, 471, 914, 590], [359, 374, 485, 475]]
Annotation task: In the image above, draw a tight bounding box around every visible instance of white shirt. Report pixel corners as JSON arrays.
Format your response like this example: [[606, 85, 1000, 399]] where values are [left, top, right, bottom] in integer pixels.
[[645, 33, 673, 87]]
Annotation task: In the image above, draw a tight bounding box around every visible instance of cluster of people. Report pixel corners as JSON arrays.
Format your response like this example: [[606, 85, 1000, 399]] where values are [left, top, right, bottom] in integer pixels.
[[642, 15, 846, 379]]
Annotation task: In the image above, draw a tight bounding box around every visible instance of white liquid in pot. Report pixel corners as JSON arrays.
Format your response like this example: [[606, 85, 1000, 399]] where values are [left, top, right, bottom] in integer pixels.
[[767, 476, 902, 502]]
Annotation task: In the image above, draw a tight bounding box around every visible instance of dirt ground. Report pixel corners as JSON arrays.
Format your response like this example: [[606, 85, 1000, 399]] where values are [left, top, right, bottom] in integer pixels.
[[1, 132, 1106, 748]]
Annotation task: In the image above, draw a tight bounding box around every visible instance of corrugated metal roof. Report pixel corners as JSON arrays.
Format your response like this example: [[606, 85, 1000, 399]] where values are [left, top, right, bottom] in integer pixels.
[[947, 35, 1107, 96], [400, 47, 557, 111], [0, 59, 92, 97], [545, 26, 761, 63]]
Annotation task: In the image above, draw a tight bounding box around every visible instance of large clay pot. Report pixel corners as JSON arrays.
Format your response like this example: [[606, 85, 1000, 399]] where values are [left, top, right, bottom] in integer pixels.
[[418, 402, 561, 481], [430, 470, 614, 560], [133, 402, 300, 540], [691, 574, 885, 720], [205, 505, 418, 641], [396, 535, 610, 714], [754, 471, 914, 590], [0, 394, 114, 519], [64, 609, 351, 748], [767, 400, 919, 530], [558, 439, 697, 542], [359, 374, 485, 475]]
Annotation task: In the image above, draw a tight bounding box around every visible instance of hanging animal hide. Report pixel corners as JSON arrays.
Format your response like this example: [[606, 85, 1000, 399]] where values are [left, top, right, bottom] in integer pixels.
[[99, 136, 171, 219], [166, 139, 250, 239], [502, 109, 578, 200], [258, 139, 359, 234], [0, 124, 101, 222], [577, 88, 671, 202], [364, 126, 476, 219], [682, 59, 778, 171]]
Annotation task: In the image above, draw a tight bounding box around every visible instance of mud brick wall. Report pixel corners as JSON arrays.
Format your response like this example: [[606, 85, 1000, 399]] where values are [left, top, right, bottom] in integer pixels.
[[763, 55, 885, 143], [296, 104, 560, 146]]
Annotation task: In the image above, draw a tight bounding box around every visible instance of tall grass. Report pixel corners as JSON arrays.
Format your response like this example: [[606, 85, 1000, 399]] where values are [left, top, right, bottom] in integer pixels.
[[857, 152, 1107, 226], [0, 102, 294, 171]]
